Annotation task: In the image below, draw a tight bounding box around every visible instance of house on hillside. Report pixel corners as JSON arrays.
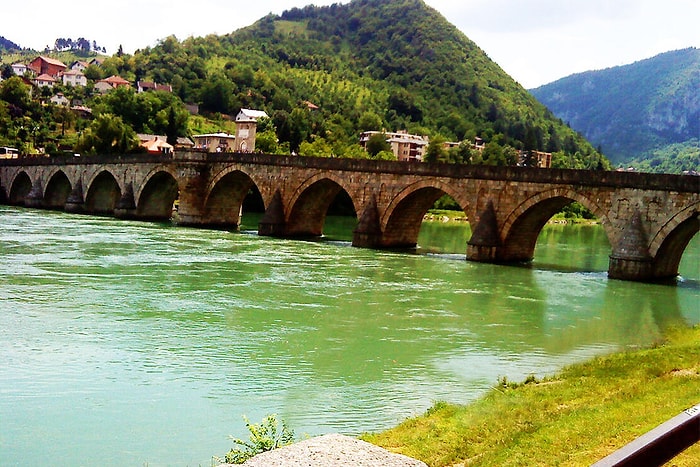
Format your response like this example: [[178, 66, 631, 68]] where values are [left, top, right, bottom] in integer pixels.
[[33, 73, 56, 88], [137, 81, 172, 93], [11, 63, 28, 76], [140, 136, 173, 155], [193, 133, 236, 152], [70, 61, 90, 72], [95, 75, 130, 93], [61, 69, 87, 87], [137, 134, 194, 151], [234, 108, 268, 152], [50, 93, 70, 106], [359, 130, 428, 162], [28, 56, 67, 78]]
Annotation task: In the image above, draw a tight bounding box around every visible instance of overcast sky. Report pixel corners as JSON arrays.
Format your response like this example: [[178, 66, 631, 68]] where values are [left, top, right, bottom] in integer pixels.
[[4, 0, 698, 88]]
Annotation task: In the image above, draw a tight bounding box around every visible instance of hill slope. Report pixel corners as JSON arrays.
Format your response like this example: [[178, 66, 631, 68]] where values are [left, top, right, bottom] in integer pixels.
[[531, 48, 700, 171], [106, 0, 604, 167]]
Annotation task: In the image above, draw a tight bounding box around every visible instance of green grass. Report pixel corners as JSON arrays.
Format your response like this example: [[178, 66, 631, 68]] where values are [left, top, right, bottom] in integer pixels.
[[363, 325, 700, 466]]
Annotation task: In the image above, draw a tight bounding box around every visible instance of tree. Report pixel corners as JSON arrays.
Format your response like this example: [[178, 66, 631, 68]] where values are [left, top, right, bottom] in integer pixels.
[[424, 135, 447, 163], [299, 137, 334, 157], [76, 114, 139, 155], [0, 77, 32, 112], [165, 106, 179, 146], [372, 149, 396, 161], [1, 64, 13, 81], [365, 132, 390, 157], [53, 105, 75, 137], [358, 111, 383, 131]]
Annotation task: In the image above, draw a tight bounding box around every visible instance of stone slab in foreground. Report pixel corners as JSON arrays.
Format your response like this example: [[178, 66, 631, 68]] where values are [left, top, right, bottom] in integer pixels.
[[238, 433, 428, 466]]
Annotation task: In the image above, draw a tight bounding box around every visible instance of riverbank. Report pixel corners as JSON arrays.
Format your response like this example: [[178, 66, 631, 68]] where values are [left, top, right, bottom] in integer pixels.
[[362, 325, 700, 466]]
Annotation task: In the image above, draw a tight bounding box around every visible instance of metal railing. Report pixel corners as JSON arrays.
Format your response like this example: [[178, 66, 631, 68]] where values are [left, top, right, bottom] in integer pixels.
[[592, 404, 700, 466]]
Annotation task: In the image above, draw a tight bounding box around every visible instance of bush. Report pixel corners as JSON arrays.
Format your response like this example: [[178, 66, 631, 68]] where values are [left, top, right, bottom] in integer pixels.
[[222, 414, 295, 464]]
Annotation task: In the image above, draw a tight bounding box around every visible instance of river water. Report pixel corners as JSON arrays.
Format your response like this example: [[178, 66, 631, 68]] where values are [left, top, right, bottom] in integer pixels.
[[1, 206, 698, 466]]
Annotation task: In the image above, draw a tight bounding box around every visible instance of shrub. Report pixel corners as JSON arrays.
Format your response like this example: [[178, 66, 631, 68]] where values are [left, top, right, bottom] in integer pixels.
[[223, 414, 295, 464]]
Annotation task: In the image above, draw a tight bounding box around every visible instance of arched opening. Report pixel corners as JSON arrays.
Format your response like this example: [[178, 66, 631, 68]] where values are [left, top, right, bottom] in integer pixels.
[[286, 179, 357, 239], [384, 187, 465, 249], [501, 196, 609, 271], [323, 189, 358, 241], [653, 215, 699, 280], [85, 171, 121, 215], [137, 171, 179, 221], [418, 193, 471, 254], [9, 172, 32, 205], [204, 170, 263, 230], [44, 171, 72, 210]]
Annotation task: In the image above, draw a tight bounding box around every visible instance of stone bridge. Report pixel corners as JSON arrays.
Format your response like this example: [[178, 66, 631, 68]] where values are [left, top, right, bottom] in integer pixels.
[[0, 152, 698, 282]]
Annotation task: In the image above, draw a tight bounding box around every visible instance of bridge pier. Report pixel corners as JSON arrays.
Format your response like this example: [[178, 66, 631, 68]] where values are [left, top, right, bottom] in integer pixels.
[[114, 183, 137, 219], [63, 179, 84, 213], [24, 180, 44, 208], [352, 196, 383, 248], [258, 190, 288, 237], [607, 210, 656, 281], [467, 201, 501, 262]]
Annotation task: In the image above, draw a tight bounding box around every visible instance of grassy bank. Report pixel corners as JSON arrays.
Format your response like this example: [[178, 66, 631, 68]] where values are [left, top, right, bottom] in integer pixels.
[[363, 325, 700, 466]]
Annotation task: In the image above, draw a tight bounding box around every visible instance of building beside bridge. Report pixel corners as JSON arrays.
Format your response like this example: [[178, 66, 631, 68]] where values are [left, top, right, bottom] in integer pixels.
[[193, 108, 269, 153]]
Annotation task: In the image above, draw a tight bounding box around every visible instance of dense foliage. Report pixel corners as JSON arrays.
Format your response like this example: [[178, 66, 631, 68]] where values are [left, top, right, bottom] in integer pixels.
[[1, 0, 607, 169], [95, 0, 605, 166], [531, 47, 700, 172], [0, 36, 22, 52]]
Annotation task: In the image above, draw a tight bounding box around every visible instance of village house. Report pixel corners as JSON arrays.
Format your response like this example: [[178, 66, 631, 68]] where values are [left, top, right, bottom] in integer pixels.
[[192, 133, 236, 152], [33, 73, 56, 88], [359, 130, 429, 162], [70, 61, 90, 72], [61, 69, 87, 87], [519, 150, 553, 168], [95, 75, 130, 93], [50, 92, 70, 106], [27, 56, 67, 78], [137, 81, 172, 93], [234, 108, 268, 152], [11, 63, 28, 76], [140, 136, 173, 155], [137, 134, 194, 152]]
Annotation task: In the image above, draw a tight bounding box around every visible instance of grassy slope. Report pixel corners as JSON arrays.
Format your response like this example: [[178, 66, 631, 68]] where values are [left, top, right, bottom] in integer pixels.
[[363, 326, 700, 466]]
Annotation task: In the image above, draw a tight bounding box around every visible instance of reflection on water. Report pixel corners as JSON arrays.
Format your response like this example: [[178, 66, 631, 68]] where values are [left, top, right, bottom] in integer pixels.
[[0, 207, 697, 466]]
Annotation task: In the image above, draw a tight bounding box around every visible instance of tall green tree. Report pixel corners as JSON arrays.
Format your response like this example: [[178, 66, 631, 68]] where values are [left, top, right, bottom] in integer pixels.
[[424, 135, 447, 163], [365, 132, 390, 157], [76, 114, 140, 155]]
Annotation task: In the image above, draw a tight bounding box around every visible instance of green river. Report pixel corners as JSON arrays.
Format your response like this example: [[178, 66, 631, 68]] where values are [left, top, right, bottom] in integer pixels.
[[1, 206, 698, 466]]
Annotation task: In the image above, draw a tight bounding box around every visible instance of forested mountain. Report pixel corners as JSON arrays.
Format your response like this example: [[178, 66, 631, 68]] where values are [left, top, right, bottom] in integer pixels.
[[96, 0, 605, 167], [0, 36, 22, 52], [531, 48, 700, 172]]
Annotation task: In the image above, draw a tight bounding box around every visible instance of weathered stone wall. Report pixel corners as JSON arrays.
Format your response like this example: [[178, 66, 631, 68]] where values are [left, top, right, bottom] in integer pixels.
[[0, 151, 697, 282]]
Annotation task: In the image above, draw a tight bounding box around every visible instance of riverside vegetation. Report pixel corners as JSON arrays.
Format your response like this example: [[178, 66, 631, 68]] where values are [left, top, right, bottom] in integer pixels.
[[362, 325, 700, 466]]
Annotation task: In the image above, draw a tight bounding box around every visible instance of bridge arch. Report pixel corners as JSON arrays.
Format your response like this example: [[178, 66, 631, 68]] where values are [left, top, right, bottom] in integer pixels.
[[85, 170, 121, 215], [381, 179, 471, 248], [9, 171, 32, 205], [286, 173, 357, 238], [44, 170, 72, 210], [499, 188, 611, 262], [202, 168, 262, 228], [649, 203, 700, 279], [136, 168, 179, 221]]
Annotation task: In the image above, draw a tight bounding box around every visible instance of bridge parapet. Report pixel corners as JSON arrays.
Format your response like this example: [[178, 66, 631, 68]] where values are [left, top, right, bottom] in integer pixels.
[[0, 153, 697, 283]]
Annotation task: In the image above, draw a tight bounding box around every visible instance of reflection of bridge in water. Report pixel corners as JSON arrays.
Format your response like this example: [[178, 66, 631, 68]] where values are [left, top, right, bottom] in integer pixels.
[[1, 152, 697, 283]]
